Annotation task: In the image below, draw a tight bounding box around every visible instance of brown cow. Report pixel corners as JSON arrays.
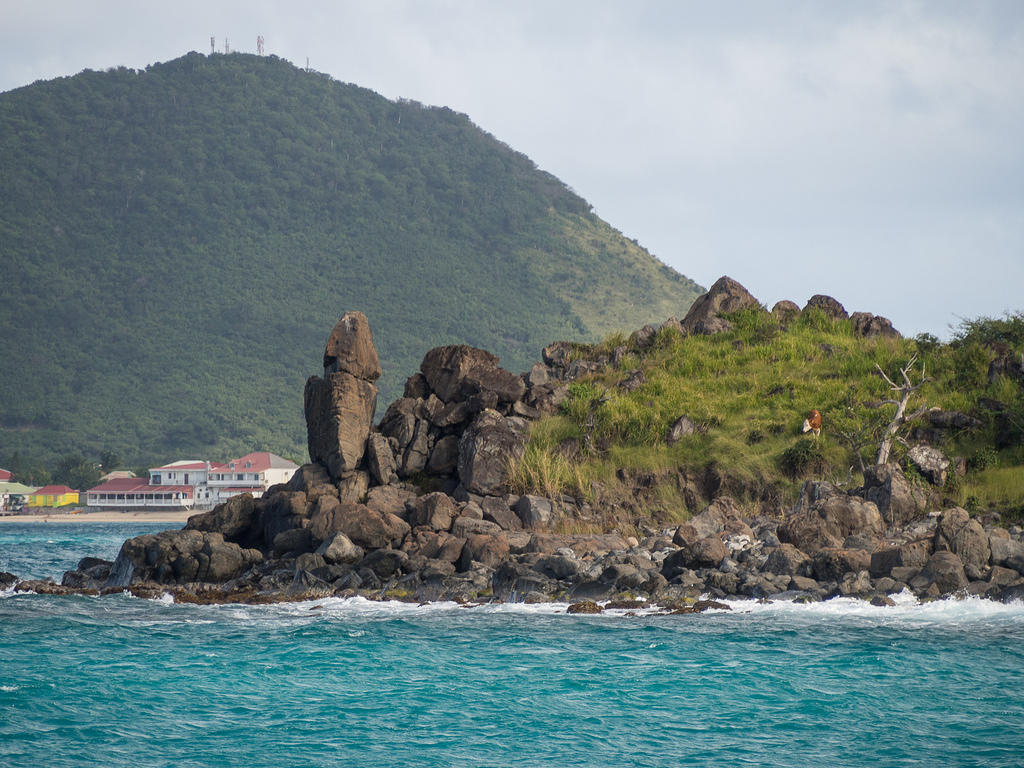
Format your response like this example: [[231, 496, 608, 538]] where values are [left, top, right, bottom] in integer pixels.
[[802, 409, 822, 437]]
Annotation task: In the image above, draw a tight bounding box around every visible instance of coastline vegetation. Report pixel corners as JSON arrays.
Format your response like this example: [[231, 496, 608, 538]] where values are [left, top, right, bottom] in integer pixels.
[[510, 309, 1024, 523]]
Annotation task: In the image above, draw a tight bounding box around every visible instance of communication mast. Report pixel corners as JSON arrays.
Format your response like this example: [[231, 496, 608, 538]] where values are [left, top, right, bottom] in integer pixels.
[[224, 38, 230, 54], [257, 35, 265, 56], [210, 36, 215, 55]]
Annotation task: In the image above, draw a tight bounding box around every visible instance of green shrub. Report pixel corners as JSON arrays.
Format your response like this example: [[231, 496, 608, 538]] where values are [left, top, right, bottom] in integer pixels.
[[780, 439, 827, 480]]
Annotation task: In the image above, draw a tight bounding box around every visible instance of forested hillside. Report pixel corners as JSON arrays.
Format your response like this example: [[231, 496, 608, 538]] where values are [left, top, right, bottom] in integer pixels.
[[0, 52, 701, 468]]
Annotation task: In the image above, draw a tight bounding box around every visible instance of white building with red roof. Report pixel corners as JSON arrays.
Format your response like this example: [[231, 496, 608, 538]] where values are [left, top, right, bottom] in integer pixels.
[[84, 452, 298, 511]]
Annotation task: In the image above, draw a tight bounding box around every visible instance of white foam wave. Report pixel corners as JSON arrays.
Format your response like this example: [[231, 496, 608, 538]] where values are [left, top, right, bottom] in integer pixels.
[[0, 685, 19, 692], [719, 590, 1024, 625]]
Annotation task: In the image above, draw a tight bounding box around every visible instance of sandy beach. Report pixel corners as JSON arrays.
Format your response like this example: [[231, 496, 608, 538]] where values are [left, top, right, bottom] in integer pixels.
[[0, 510, 193, 524]]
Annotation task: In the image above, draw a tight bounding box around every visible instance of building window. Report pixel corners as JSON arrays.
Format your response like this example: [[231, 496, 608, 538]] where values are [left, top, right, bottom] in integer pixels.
[[151, 474, 161, 484]]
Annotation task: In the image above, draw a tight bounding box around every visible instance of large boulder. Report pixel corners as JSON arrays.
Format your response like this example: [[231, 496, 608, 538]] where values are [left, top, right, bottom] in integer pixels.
[[762, 543, 811, 576], [933, 507, 990, 574], [990, 536, 1024, 574], [803, 294, 848, 320], [778, 493, 884, 554], [304, 371, 377, 480], [420, 345, 524, 405], [458, 410, 526, 496], [913, 551, 968, 595], [260, 491, 310, 547], [681, 276, 762, 335], [687, 497, 745, 539], [850, 311, 900, 339], [106, 530, 262, 587], [366, 433, 398, 486], [811, 548, 871, 582], [186, 493, 258, 546], [458, 533, 510, 571], [869, 540, 932, 578], [321, 311, 381, 382], [907, 445, 949, 486], [309, 501, 410, 550], [862, 464, 927, 527], [408, 492, 457, 532]]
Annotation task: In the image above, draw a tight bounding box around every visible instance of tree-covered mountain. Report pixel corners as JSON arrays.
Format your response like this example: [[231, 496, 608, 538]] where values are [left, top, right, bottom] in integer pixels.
[[0, 52, 702, 468]]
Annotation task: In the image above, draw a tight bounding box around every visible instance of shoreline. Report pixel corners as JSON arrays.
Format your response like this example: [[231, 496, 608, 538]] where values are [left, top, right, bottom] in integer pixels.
[[0, 511, 192, 524]]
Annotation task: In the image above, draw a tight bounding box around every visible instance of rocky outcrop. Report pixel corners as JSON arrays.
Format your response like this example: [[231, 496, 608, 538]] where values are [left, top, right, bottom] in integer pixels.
[[48, 301, 1024, 609], [681, 276, 763, 335], [322, 311, 382, 382], [907, 445, 949, 486], [861, 464, 927, 527], [458, 410, 526, 496], [850, 311, 900, 339], [803, 294, 848, 320], [106, 530, 263, 588]]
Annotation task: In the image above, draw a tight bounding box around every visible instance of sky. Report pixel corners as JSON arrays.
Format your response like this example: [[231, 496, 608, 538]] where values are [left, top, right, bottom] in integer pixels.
[[2, 0, 1021, 339]]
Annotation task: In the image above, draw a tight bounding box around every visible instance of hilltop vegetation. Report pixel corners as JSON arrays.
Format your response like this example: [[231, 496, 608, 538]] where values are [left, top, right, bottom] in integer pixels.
[[0, 52, 701, 468], [511, 305, 1024, 526]]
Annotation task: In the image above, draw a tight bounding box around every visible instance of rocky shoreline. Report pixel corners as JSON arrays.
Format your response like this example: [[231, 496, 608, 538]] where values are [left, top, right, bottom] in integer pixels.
[[8, 278, 1024, 611]]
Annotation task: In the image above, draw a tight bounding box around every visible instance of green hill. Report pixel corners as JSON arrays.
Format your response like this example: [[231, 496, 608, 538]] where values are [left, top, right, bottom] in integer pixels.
[[511, 307, 1024, 525], [0, 52, 702, 469]]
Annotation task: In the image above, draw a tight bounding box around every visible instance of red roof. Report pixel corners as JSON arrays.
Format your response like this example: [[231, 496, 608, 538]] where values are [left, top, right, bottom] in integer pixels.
[[31, 485, 78, 496], [210, 452, 298, 473], [0, 469, 11, 482]]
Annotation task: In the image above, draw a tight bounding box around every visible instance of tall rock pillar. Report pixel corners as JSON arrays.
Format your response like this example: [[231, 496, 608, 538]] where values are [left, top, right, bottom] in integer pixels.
[[304, 311, 381, 481]]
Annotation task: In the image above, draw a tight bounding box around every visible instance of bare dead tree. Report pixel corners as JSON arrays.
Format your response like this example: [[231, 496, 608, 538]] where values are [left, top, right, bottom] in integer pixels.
[[871, 355, 932, 465]]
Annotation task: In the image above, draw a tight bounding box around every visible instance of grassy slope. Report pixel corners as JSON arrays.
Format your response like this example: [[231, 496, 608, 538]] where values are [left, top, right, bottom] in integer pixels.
[[512, 308, 1024, 525], [0, 52, 701, 467]]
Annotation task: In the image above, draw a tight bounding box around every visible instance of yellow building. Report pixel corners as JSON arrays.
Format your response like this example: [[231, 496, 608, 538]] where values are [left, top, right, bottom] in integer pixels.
[[27, 485, 80, 507]]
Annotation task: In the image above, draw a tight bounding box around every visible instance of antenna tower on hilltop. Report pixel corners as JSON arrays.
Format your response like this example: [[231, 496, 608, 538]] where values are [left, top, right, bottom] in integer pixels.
[[257, 35, 265, 56], [224, 38, 230, 54], [210, 36, 215, 55]]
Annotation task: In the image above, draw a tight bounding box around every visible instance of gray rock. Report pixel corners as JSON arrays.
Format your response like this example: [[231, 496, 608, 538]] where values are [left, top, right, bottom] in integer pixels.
[[365, 485, 416, 519], [908, 445, 949, 486], [778, 494, 883, 555], [989, 536, 1024, 574], [426, 435, 460, 475], [850, 311, 900, 339], [304, 371, 377, 481], [762, 543, 811, 576], [688, 497, 744, 539], [812, 548, 871, 582], [359, 549, 409, 579], [934, 507, 990, 574], [516, 495, 555, 529], [407, 492, 457, 532], [681, 276, 763, 335], [869, 540, 932, 578], [666, 415, 698, 444], [914, 551, 968, 595], [316, 533, 364, 565], [458, 533, 510, 571], [321, 310, 382, 382], [451, 516, 504, 538], [803, 294, 848, 320], [106, 529, 262, 587], [458, 410, 525, 496], [309, 502, 410, 550], [366, 434, 398, 486], [862, 464, 927, 527], [337, 471, 370, 504], [272, 527, 313, 556], [480, 497, 523, 531], [186, 493, 258, 546], [771, 300, 801, 323]]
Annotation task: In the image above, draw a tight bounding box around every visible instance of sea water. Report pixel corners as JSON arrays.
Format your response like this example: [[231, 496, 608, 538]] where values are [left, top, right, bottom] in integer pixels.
[[2, 524, 1023, 768]]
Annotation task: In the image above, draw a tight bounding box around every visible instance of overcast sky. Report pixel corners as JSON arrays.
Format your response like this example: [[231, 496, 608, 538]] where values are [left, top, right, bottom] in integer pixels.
[[2, 0, 1021, 338]]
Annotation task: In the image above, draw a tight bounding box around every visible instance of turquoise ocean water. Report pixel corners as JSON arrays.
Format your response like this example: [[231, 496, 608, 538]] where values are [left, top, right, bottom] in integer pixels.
[[2, 522, 1023, 768]]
